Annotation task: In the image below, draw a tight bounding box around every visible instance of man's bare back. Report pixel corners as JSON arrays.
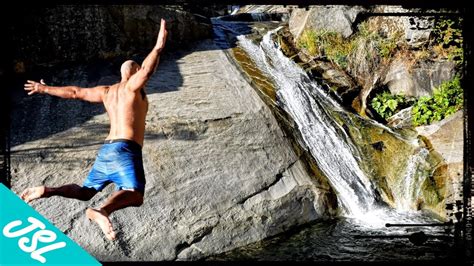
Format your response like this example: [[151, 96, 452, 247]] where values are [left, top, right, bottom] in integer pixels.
[[104, 83, 148, 147], [20, 19, 167, 241]]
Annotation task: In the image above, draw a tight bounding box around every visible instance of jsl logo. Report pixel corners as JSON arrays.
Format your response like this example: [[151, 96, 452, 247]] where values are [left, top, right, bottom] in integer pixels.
[[2, 216, 66, 263]]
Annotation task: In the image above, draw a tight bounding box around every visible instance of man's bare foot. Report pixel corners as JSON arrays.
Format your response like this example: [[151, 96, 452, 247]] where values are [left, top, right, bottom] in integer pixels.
[[20, 186, 46, 203], [86, 208, 116, 241]]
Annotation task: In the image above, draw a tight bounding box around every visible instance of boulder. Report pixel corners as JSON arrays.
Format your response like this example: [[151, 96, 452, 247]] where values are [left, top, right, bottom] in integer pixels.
[[384, 58, 456, 97], [416, 110, 463, 165], [289, 6, 366, 40]]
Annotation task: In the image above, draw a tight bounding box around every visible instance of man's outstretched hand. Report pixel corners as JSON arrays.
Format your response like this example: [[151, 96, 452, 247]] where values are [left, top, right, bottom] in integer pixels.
[[155, 19, 168, 52], [24, 79, 47, 95]]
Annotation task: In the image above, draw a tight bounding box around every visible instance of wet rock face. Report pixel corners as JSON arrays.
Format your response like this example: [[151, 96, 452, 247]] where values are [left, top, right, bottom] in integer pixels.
[[415, 110, 464, 215], [9, 6, 212, 70], [10, 40, 336, 261]]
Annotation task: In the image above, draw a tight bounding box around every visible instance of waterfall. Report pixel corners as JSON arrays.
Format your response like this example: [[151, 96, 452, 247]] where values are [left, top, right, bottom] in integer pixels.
[[233, 27, 439, 228], [208, 14, 448, 229], [237, 29, 378, 218]]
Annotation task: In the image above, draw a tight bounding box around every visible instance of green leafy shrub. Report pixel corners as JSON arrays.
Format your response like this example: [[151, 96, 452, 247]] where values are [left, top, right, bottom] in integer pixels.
[[370, 76, 463, 125], [370, 91, 414, 119], [412, 76, 463, 126]]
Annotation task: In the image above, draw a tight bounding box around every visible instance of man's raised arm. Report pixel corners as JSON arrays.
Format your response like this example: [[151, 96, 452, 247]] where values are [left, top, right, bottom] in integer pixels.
[[24, 79, 107, 103], [126, 19, 168, 92]]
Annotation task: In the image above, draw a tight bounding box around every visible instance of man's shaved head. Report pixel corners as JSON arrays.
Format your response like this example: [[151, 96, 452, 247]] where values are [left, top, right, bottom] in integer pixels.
[[121, 60, 140, 80]]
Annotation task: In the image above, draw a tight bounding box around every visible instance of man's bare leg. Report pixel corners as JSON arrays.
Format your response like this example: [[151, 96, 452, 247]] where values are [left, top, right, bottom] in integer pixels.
[[20, 184, 97, 203], [86, 190, 143, 241]]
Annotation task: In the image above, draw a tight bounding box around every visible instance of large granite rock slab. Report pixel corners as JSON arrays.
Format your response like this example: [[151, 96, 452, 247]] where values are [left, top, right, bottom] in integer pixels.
[[10, 39, 335, 261]]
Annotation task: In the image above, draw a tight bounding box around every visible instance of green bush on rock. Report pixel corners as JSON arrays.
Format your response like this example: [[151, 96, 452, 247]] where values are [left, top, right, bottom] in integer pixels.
[[370, 76, 463, 126], [412, 76, 463, 126]]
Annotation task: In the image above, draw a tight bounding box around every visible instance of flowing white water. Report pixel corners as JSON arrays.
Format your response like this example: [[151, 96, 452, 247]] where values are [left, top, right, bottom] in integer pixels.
[[237, 30, 376, 217], [235, 27, 438, 227], [395, 148, 430, 211]]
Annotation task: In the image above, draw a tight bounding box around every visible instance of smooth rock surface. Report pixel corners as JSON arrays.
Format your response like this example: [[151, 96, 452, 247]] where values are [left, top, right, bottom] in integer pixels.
[[289, 6, 366, 40], [384, 58, 456, 97], [10, 39, 335, 261]]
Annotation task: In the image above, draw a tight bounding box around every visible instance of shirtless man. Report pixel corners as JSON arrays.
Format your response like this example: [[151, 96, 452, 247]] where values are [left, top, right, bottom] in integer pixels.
[[20, 19, 168, 241]]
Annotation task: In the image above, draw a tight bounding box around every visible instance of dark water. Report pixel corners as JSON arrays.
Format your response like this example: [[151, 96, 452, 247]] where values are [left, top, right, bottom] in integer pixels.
[[208, 218, 461, 262]]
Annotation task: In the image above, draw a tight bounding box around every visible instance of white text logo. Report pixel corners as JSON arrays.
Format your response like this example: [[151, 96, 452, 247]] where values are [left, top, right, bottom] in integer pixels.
[[2, 217, 66, 263]]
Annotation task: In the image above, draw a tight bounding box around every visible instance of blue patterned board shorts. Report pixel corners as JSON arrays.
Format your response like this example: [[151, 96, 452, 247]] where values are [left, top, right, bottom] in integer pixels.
[[83, 139, 146, 194]]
